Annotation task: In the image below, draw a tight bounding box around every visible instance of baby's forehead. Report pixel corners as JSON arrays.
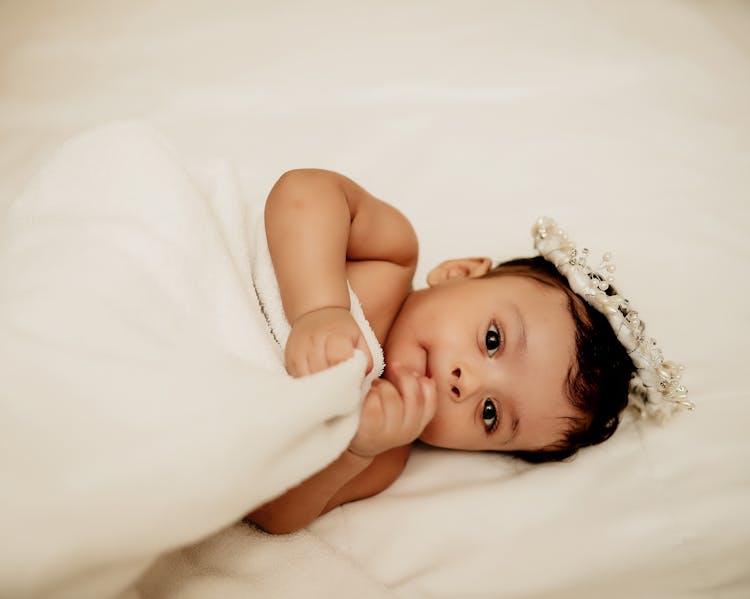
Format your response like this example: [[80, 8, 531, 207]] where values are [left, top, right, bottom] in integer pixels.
[[486, 273, 573, 308]]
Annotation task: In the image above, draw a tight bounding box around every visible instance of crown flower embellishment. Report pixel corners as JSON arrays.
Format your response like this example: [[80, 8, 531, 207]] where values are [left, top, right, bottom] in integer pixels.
[[532, 217, 693, 421]]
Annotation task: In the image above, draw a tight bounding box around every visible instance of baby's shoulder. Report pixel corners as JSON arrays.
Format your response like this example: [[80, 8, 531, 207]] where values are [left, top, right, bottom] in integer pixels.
[[347, 259, 415, 344]]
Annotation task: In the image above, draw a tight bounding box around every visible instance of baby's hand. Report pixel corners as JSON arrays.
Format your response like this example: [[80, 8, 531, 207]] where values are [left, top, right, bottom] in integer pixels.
[[285, 306, 373, 377], [348, 367, 437, 458]]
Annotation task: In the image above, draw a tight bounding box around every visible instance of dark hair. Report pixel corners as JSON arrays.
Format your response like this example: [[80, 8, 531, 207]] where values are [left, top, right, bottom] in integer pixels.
[[483, 256, 635, 463]]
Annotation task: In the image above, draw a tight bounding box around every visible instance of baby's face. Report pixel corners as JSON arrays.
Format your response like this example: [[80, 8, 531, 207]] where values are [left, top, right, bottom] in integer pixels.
[[383, 274, 580, 453]]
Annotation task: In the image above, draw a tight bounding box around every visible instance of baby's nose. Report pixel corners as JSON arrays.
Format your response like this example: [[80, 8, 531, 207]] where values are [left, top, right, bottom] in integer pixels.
[[448, 365, 486, 403], [449, 367, 471, 402]]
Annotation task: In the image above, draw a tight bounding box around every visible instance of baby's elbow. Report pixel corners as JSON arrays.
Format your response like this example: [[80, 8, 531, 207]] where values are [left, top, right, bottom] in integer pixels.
[[246, 518, 302, 536], [244, 507, 310, 536], [273, 168, 337, 192], [266, 169, 343, 213]]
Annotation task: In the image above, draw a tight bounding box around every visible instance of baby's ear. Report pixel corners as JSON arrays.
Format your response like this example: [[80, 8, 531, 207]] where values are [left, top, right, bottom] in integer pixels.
[[426, 257, 492, 287]]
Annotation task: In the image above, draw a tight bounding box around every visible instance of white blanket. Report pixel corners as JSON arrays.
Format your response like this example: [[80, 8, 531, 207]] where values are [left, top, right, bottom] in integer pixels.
[[0, 122, 386, 598]]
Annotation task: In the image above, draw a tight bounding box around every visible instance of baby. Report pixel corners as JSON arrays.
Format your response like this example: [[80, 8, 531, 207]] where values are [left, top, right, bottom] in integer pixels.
[[248, 169, 689, 534]]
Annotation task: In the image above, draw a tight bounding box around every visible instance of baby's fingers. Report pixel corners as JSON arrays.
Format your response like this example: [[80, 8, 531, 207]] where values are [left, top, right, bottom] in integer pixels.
[[287, 359, 307, 378], [324, 334, 357, 369], [306, 340, 331, 374], [392, 368, 436, 434], [285, 345, 311, 378], [362, 382, 386, 423], [416, 376, 437, 432]]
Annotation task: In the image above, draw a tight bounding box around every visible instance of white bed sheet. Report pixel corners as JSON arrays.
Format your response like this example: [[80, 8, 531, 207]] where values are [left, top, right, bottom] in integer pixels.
[[1, 1, 749, 598]]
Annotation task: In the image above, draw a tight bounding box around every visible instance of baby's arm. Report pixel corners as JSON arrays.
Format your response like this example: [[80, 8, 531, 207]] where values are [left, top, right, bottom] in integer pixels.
[[264, 168, 417, 375], [247, 171, 427, 533], [249, 368, 435, 534]]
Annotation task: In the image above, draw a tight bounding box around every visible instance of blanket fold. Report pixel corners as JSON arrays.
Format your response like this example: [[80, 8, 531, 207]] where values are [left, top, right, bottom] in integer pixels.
[[0, 122, 385, 598]]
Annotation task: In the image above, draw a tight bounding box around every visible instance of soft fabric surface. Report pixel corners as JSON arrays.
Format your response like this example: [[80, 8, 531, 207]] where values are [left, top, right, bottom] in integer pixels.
[[0, 122, 382, 598], [1, 1, 749, 598]]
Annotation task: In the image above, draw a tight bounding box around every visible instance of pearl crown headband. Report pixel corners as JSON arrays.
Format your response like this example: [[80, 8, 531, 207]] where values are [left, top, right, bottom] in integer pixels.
[[532, 217, 692, 421]]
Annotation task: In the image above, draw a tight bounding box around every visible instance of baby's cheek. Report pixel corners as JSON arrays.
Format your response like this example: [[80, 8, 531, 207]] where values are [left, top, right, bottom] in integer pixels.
[[416, 414, 446, 445]]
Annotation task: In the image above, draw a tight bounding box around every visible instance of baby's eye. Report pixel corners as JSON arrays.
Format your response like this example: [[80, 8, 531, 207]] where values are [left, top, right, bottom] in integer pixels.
[[482, 398, 498, 433], [485, 323, 502, 357]]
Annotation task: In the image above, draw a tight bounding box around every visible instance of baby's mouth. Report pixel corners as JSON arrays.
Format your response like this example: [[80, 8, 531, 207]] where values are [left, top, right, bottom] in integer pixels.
[[422, 347, 431, 378]]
